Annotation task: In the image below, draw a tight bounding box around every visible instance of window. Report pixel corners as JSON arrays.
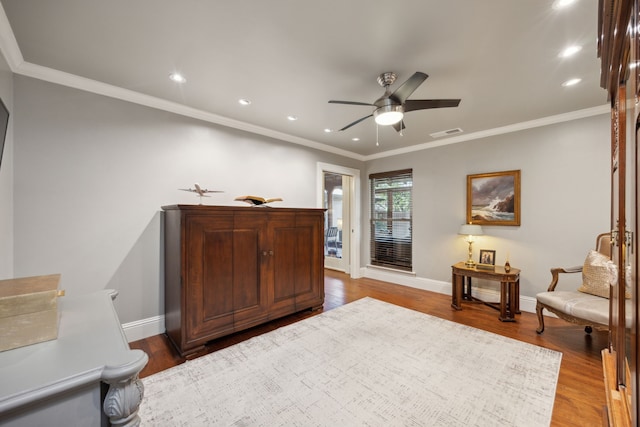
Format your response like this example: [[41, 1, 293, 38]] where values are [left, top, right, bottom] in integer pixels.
[[369, 169, 412, 271]]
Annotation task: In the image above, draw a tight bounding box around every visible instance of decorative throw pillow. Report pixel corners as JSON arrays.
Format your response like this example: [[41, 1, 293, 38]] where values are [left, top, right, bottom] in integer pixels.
[[578, 250, 614, 299]]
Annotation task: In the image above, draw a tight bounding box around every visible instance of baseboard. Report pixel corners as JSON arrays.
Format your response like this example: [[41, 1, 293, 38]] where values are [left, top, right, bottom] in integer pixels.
[[122, 315, 165, 343], [122, 271, 545, 343], [361, 266, 540, 315]]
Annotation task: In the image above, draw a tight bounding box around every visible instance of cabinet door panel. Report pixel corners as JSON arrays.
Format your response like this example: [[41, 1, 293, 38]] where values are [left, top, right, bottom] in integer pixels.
[[293, 225, 313, 296], [202, 229, 234, 318], [266, 212, 297, 315], [270, 211, 324, 313], [186, 214, 235, 341], [293, 212, 324, 309], [232, 228, 261, 311], [273, 227, 298, 302], [233, 212, 269, 327]]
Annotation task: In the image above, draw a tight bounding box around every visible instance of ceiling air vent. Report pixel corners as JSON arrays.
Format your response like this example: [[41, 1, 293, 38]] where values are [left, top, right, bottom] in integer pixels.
[[430, 128, 463, 138]]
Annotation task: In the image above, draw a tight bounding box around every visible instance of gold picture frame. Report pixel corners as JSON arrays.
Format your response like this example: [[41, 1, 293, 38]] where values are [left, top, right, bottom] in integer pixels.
[[467, 170, 521, 226]]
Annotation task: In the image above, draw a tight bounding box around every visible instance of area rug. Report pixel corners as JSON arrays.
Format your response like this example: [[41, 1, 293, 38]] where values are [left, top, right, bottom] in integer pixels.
[[138, 297, 562, 426]]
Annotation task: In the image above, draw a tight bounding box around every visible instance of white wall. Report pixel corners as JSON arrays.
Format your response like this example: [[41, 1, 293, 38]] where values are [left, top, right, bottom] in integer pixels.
[[0, 53, 13, 279], [365, 113, 610, 298], [11, 76, 362, 325]]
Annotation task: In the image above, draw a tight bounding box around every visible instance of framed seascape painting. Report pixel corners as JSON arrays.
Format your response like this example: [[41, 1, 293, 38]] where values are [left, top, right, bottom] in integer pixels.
[[467, 170, 521, 226]]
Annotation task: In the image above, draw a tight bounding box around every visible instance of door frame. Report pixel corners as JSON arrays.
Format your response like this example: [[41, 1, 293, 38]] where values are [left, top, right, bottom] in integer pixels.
[[317, 162, 361, 278]]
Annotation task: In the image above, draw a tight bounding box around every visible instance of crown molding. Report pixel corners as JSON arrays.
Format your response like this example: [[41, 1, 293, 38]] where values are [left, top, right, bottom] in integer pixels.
[[362, 104, 610, 161]]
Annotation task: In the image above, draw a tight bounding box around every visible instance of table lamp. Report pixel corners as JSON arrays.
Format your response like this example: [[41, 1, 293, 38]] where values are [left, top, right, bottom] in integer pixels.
[[458, 224, 484, 267]]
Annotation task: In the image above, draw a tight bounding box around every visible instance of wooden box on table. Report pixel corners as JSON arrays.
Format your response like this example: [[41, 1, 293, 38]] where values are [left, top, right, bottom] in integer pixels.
[[0, 274, 63, 352]]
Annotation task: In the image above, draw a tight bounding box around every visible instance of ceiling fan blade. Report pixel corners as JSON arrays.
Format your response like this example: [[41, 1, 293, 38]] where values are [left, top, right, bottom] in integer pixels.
[[392, 120, 406, 133], [339, 114, 373, 131], [390, 72, 428, 103], [404, 99, 461, 112], [329, 100, 375, 106]]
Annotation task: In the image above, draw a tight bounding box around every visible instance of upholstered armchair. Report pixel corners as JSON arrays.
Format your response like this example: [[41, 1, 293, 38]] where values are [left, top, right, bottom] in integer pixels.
[[535, 233, 630, 334]]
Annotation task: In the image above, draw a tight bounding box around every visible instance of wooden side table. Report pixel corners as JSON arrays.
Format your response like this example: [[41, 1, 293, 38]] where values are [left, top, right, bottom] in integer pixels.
[[451, 261, 521, 322]]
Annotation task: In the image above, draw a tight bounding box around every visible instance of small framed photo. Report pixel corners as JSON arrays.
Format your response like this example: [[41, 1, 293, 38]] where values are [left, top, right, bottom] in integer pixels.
[[479, 249, 496, 266]]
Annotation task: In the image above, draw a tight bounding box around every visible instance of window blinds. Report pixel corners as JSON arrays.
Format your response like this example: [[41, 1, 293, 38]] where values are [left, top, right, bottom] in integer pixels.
[[369, 169, 413, 271]]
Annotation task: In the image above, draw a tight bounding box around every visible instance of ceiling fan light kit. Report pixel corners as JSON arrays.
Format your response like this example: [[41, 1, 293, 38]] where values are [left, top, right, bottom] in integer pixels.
[[374, 104, 404, 125]]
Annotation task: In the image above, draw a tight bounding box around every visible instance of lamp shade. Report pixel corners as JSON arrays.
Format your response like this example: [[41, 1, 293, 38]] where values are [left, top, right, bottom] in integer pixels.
[[458, 224, 484, 236]]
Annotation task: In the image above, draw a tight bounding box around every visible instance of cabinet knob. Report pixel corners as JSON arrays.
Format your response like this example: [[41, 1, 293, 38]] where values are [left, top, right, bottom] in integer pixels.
[[269, 250, 274, 256]]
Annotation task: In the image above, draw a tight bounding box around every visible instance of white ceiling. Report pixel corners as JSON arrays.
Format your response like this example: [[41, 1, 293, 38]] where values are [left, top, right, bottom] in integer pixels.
[[0, 0, 608, 159]]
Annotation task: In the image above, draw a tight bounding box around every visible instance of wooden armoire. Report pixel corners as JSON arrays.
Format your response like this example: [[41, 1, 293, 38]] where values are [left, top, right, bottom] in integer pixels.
[[162, 205, 325, 356], [599, 1, 640, 425]]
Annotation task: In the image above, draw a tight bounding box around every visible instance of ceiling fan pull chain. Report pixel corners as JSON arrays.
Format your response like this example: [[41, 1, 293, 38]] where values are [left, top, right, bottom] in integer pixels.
[[376, 123, 380, 146]]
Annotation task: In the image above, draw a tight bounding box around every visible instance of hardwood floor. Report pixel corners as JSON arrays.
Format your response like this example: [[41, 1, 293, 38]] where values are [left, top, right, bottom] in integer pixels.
[[130, 269, 606, 427]]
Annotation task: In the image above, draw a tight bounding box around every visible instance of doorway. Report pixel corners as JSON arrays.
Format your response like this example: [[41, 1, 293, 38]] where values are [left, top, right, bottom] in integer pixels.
[[323, 172, 349, 271], [317, 163, 361, 278]]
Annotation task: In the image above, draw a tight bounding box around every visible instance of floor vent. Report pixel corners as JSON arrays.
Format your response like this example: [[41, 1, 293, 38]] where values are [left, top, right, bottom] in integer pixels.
[[430, 128, 464, 138]]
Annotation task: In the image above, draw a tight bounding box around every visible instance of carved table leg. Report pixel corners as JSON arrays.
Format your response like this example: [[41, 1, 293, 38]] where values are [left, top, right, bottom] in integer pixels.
[[103, 374, 145, 427]]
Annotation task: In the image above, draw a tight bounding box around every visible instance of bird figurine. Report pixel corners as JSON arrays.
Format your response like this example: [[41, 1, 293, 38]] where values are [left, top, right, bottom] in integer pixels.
[[234, 195, 283, 206]]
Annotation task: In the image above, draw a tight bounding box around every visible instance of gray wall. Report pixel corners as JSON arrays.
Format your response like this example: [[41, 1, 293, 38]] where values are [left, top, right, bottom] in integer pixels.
[[5, 73, 610, 328], [365, 113, 610, 297], [11, 76, 362, 323], [0, 54, 13, 277]]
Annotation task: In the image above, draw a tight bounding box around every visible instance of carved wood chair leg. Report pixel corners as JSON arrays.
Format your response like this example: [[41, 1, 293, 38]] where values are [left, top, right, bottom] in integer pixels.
[[536, 302, 545, 334]]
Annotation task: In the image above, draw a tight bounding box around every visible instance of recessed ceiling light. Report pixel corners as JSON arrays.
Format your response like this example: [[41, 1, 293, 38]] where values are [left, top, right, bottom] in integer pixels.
[[559, 45, 582, 58], [324, 128, 333, 133], [352, 137, 360, 142], [169, 73, 186, 83], [287, 115, 298, 121], [552, 0, 577, 10], [562, 78, 582, 87], [238, 98, 252, 106]]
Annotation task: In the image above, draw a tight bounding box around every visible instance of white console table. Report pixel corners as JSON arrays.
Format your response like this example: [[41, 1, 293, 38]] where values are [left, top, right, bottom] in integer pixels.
[[0, 289, 148, 426]]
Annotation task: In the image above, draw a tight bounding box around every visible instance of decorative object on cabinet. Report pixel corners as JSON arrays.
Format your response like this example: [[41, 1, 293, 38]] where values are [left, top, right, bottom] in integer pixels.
[[162, 205, 325, 357], [179, 183, 223, 204], [467, 170, 521, 226], [0, 274, 64, 352], [234, 195, 283, 206], [458, 223, 484, 267]]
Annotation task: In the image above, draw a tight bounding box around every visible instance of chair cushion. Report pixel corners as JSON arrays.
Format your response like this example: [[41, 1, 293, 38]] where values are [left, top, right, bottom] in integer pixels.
[[537, 290, 632, 328], [578, 250, 615, 298]]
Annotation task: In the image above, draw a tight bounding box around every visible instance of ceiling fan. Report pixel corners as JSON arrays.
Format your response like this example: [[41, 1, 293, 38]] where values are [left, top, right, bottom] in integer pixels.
[[329, 71, 461, 132]]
